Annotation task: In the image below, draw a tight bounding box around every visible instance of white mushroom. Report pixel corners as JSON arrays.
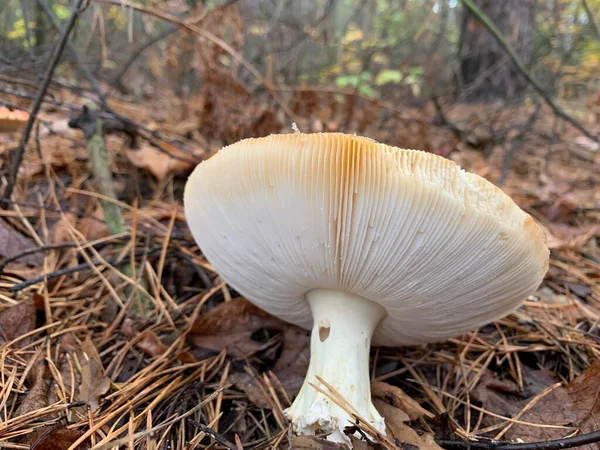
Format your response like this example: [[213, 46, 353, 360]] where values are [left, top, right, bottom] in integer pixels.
[[183, 133, 549, 445]]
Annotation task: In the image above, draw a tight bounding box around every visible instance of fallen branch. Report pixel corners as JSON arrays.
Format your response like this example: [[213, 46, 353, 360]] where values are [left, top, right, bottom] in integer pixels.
[[1, 0, 87, 206], [437, 429, 600, 450], [10, 247, 163, 292], [459, 0, 599, 144], [68, 104, 151, 312], [498, 102, 542, 185], [189, 420, 237, 450]]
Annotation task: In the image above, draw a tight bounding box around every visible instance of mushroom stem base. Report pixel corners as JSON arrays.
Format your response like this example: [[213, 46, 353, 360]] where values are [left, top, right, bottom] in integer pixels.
[[284, 289, 387, 445]]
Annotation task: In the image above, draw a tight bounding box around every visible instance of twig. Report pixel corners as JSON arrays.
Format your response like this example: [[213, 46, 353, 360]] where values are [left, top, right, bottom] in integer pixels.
[[10, 247, 163, 292], [189, 420, 237, 450], [498, 102, 542, 185], [1, 0, 87, 207], [92, 0, 299, 123], [0, 243, 77, 275], [431, 96, 466, 139], [109, 25, 179, 89], [459, 0, 599, 143], [437, 429, 600, 450], [68, 104, 152, 312], [69, 105, 125, 235], [581, 0, 600, 39]]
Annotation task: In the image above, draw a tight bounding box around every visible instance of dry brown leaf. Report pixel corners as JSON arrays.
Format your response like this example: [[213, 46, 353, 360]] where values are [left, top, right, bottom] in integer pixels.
[[504, 360, 600, 445], [77, 205, 108, 241], [79, 336, 111, 412], [0, 298, 37, 347], [0, 107, 29, 132], [542, 223, 600, 250], [121, 318, 196, 363], [125, 140, 198, 182], [374, 400, 442, 450], [191, 298, 310, 408], [16, 357, 49, 416], [0, 218, 43, 266], [25, 425, 89, 450], [372, 381, 433, 421], [190, 297, 284, 358], [289, 436, 348, 449]]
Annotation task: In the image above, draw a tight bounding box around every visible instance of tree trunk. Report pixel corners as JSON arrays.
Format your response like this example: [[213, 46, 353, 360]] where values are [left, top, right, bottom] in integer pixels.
[[457, 0, 534, 103]]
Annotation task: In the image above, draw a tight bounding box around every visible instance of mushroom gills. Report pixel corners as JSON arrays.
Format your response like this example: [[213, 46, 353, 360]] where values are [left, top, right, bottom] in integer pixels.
[[284, 289, 387, 444]]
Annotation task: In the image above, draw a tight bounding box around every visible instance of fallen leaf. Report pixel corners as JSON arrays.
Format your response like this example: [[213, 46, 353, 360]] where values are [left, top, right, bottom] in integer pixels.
[[540, 222, 600, 250], [472, 361, 600, 445], [190, 297, 285, 358], [25, 425, 89, 450], [505, 361, 600, 444], [375, 400, 442, 450], [79, 336, 111, 412], [125, 140, 199, 182], [121, 318, 196, 363], [289, 436, 348, 449], [371, 381, 434, 421], [272, 326, 310, 398], [16, 357, 49, 416], [0, 107, 29, 132], [191, 298, 310, 408], [0, 298, 37, 347], [0, 218, 43, 266], [77, 205, 108, 241]]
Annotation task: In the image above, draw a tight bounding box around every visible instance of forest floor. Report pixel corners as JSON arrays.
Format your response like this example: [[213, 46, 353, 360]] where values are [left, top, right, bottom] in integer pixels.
[[0, 84, 599, 450]]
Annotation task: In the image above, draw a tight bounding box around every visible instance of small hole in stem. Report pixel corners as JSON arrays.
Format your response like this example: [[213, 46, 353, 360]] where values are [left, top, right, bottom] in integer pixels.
[[319, 326, 330, 342]]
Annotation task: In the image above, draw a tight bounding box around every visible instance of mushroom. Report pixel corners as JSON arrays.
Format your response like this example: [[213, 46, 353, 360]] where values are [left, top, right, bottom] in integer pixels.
[[183, 133, 549, 444]]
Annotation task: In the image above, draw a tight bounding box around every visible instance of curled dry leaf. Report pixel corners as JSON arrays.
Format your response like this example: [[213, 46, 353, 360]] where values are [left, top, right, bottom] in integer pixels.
[[125, 140, 200, 182], [16, 357, 50, 417], [79, 336, 111, 412], [374, 400, 442, 450], [371, 381, 434, 421], [50, 334, 110, 412], [121, 318, 196, 363], [0, 297, 37, 347]]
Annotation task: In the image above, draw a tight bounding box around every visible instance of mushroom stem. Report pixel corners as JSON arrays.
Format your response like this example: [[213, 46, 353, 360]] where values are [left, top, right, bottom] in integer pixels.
[[284, 289, 387, 444]]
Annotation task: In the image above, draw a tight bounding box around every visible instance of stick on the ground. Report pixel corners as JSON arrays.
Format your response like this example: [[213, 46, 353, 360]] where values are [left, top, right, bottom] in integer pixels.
[[1, 0, 87, 207], [69, 105, 151, 312], [437, 429, 600, 450], [459, 0, 599, 144]]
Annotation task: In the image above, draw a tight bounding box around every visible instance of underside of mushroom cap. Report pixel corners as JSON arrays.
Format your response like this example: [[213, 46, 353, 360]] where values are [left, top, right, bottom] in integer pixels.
[[184, 132, 549, 346]]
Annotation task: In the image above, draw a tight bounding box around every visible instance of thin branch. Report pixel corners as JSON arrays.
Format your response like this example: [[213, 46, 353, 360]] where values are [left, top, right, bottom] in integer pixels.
[[498, 102, 541, 185], [581, 0, 600, 39], [92, 0, 299, 123], [10, 247, 163, 292], [437, 429, 600, 450], [0, 243, 77, 275], [1, 0, 88, 207], [189, 420, 237, 450], [459, 0, 599, 143], [431, 96, 466, 139]]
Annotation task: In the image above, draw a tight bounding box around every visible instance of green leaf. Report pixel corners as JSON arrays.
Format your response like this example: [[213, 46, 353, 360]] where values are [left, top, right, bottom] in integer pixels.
[[375, 69, 403, 86], [359, 85, 378, 98]]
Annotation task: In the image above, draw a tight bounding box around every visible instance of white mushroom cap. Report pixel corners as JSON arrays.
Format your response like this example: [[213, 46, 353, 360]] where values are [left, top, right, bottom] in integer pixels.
[[184, 133, 549, 346]]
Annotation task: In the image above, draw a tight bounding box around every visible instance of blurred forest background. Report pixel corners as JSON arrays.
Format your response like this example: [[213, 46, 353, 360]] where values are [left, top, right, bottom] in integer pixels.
[[0, 1, 599, 449]]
